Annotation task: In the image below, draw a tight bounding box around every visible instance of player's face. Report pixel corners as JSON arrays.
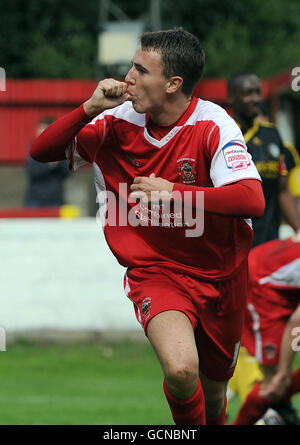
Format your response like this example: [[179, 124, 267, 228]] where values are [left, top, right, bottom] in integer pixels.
[[232, 75, 263, 120], [125, 47, 170, 115]]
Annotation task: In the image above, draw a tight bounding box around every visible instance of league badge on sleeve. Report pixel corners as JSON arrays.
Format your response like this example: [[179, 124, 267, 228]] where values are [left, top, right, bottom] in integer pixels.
[[222, 142, 251, 172]]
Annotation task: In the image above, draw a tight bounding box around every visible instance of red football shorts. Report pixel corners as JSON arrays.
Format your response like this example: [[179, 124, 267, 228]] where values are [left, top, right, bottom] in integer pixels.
[[242, 284, 299, 366], [124, 262, 248, 381]]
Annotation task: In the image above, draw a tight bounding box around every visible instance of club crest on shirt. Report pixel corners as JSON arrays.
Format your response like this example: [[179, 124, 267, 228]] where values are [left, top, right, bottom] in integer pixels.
[[177, 158, 196, 184], [141, 297, 152, 321], [222, 142, 250, 172]]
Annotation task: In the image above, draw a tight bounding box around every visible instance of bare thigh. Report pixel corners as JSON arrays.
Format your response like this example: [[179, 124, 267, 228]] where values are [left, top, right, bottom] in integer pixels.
[[146, 310, 199, 399], [146, 309, 228, 416]]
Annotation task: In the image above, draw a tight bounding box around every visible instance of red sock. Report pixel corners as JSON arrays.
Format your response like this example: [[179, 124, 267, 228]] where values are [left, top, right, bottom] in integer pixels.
[[233, 383, 273, 425], [163, 378, 206, 425], [206, 397, 227, 425]]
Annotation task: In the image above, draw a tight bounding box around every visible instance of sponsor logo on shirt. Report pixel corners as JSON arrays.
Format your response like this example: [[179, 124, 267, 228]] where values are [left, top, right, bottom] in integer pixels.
[[222, 142, 250, 172], [177, 158, 196, 183], [96, 182, 204, 237]]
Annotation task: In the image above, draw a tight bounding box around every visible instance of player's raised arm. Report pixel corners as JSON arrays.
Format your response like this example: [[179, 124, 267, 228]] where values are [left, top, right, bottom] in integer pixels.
[[30, 79, 131, 162]]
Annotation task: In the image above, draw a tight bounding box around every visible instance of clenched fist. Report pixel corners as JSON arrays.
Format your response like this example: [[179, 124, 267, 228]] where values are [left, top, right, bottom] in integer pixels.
[[83, 78, 131, 117]]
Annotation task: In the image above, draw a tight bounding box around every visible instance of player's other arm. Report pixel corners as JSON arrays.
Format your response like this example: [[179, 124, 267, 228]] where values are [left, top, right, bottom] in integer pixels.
[[130, 177, 265, 218], [30, 79, 130, 163], [173, 178, 265, 218]]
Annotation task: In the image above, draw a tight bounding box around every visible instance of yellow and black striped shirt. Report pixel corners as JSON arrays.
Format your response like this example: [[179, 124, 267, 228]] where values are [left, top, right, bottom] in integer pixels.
[[243, 121, 298, 247]]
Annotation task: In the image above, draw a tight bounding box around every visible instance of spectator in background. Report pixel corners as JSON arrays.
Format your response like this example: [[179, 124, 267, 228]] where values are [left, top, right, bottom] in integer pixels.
[[24, 117, 69, 207], [227, 72, 300, 247]]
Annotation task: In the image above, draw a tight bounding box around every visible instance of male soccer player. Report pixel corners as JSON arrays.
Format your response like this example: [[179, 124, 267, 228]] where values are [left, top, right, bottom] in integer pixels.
[[233, 236, 300, 425], [30, 28, 264, 425], [227, 72, 300, 248]]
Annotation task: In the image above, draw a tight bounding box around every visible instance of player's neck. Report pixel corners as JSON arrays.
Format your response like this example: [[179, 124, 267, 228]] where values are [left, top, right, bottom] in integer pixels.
[[149, 95, 192, 127]]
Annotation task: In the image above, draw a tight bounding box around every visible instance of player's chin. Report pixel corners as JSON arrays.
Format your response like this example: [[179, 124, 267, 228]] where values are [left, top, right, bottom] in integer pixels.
[[131, 100, 145, 113], [249, 106, 261, 119]]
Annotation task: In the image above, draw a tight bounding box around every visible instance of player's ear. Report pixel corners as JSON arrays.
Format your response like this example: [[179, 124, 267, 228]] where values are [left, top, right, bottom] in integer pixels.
[[166, 76, 183, 94]]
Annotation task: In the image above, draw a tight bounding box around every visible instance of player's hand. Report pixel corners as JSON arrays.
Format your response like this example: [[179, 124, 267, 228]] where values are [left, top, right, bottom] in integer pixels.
[[83, 78, 131, 117], [129, 173, 174, 203], [260, 372, 292, 400]]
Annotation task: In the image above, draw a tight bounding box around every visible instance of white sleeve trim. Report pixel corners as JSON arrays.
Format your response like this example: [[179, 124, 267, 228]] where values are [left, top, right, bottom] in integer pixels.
[[65, 137, 87, 172], [259, 258, 300, 288]]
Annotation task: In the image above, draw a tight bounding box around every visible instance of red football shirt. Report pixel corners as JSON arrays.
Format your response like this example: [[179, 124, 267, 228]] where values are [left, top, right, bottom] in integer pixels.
[[249, 237, 300, 291], [67, 97, 261, 280], [243, 237, 300, 363]]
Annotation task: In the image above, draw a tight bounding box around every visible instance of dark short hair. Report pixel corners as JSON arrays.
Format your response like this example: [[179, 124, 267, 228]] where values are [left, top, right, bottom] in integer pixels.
[[39, 116, 55, 126], [227, 72, 257, 97], [140, 28, 205, 96]]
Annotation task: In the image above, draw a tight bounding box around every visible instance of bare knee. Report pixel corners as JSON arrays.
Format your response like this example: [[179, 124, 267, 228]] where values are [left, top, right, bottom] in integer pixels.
[[165, 361, 199, 399]]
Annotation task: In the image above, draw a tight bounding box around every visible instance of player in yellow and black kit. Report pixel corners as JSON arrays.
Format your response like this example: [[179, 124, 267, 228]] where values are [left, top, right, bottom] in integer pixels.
[[227, 72, 300, 424], [228, 73, 300, 247], [245, 124, 300, 246]]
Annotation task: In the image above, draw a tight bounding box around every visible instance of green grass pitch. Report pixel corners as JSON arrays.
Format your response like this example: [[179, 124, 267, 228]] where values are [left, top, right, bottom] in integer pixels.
[[0, 340, 299, 425]]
